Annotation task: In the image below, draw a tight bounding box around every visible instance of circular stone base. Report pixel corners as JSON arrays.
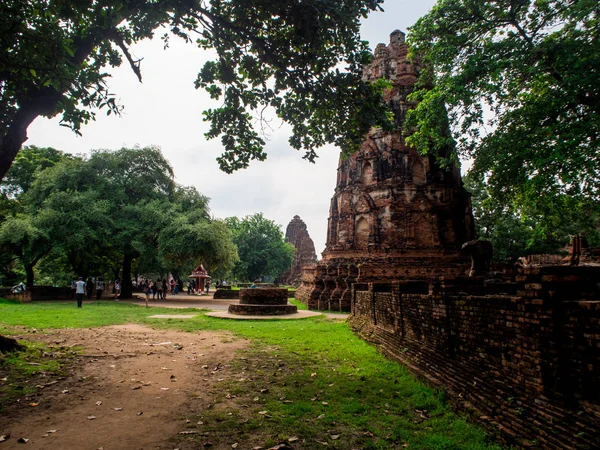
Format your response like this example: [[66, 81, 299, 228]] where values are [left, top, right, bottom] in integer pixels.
[[228, 304, 297, 315], [206, 310, 322, 320]]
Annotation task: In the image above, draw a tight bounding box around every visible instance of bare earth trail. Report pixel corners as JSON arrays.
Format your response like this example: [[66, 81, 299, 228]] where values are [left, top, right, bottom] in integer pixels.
[[0, 324, 249, 450]]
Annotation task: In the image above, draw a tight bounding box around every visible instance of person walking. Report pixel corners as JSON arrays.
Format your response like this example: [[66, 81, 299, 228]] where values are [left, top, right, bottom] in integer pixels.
[[75, 277, 85, 308]]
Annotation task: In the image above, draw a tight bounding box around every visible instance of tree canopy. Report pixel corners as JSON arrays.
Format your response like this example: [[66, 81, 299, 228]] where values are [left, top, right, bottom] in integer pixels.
[[464, 173, 600, 262], [406, 0, 600, 208], [0, 145, 237, 293], [0, 0, 393, 180], [226, 213, 294, 282]]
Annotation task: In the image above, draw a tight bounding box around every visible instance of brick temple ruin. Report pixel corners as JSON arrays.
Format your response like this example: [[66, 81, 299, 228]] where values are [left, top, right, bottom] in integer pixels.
[[296, 30, 600, 449], [296, 29, 475, 310], [281, 215, 317, 285]]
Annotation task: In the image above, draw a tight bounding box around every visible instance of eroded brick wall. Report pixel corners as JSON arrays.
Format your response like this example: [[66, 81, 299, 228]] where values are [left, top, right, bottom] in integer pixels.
[[349, 268, 600, 449]]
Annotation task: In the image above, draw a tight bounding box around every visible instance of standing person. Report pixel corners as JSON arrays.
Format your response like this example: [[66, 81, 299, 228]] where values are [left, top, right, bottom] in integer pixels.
[[114, 279, 121, 300], [143, 280, 150, 307], [95, 277, 104, 300], [170, 278, 176, 294], [86, 277, 94, 299], [75, 277, 85, 308], [205, 280, 210, 294], [187, 280, 192, 295], [162, 278, 168, 299], [156, 279, 163, 300], [173, 278, 179, 295]]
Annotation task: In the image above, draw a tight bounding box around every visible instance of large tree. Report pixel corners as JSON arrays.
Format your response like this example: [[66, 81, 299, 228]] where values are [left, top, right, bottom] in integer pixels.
[[226, 213, 294, 282], [0, 0, 393, 180], [406, 0, 600, 208], [464, 173, 600, 262]]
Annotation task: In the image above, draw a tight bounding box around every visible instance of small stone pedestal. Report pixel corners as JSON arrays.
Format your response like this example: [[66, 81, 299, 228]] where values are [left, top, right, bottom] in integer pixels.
[[228, 289, 298, 316]]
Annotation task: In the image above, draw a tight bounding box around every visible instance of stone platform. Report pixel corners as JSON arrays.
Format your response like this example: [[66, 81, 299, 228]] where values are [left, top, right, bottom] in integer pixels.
[[228, 288, 298, 316]]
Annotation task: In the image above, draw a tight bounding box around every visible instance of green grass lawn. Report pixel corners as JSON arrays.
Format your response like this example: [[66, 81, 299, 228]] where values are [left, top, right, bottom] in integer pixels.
[[0, 299, 504, 449]]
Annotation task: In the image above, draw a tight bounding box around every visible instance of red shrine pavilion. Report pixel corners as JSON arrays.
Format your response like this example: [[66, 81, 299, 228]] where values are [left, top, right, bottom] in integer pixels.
[[188, 264, 211, 292]]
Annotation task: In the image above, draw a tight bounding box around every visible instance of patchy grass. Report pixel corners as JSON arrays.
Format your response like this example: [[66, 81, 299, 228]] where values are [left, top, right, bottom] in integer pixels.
[[288, 298, 308, 310], [0, 340, 76, 411], [0, 299, 504, 449]]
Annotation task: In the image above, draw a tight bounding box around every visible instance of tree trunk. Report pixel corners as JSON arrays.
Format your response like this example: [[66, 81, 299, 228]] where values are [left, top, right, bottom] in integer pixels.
[[121, 253, 134, 299], [0, 87, 64, 181], [25, 264, 34, 288], [0, 335, 25, 353]]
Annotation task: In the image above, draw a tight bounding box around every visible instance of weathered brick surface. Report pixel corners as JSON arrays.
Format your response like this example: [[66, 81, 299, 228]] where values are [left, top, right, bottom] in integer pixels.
[[297, 30, 474, 311], [349, 268, 600, 449], [282, 215, 317, 285]]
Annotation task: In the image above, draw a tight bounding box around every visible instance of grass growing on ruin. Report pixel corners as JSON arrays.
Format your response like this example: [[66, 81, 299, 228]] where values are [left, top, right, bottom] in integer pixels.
[[0, 299, 503, 449]]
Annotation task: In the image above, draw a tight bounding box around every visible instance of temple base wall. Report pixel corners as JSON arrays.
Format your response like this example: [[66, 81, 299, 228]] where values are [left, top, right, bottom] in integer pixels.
[[348, 266, 600, 449]]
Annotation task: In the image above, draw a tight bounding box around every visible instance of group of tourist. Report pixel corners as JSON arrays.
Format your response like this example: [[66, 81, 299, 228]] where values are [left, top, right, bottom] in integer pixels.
[[71, 276, 120, 306], [185, 279, 210, 295]]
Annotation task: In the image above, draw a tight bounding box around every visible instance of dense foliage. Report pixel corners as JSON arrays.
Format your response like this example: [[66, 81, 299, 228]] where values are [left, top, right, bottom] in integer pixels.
[[0, 146, 237, 294], [464, 173, 600, 262], [226, 214, 294, 282], [0, 0, 393, 180], [407, 0, 600, 210]]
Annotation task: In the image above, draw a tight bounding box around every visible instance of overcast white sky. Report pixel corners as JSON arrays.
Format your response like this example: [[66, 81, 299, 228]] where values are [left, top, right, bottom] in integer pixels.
[[26, 0, 438, 257]]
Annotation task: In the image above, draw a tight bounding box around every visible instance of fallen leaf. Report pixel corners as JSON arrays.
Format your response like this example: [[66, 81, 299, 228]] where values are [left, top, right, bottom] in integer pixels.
[[137, 412, 143, 416], [87, 416, 96, 420], [260, 388, 269, 393], [46, 430, 57, 434], [95, 401, 102, 406], [232, 443, 239, 449], [288, 437, 299, 443], [203, 442, 213, 447], [0, 434, 9, 443], [29, 402, 39, 407], [17, 437, 29, 443], [131, 386, 141, 390], [113, 407, 123, 411], [258, 410, 268, 415], [311, 373, 317, 377], [160, 387, 169, 391], [322, 402, 328, 406], [330, 434, 340, 440], [317, 414, 325, 420]]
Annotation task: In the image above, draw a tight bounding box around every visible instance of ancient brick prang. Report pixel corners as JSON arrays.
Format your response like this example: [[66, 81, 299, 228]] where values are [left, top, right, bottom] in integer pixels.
[[282, 216, 317, 285], [296, 30, 475, 310]]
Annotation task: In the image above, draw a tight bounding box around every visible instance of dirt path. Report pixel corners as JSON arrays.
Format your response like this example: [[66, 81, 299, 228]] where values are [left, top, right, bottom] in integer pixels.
[[0, 325, 248, 449]]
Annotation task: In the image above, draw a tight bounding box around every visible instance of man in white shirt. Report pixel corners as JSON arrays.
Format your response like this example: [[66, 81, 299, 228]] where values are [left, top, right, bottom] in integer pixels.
[[75, 277, 85, 308]]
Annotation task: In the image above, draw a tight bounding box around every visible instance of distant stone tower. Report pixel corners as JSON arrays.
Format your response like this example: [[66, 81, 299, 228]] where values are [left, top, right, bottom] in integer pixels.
[[282, 216, 317, 285], [296, 30, 476, 311]]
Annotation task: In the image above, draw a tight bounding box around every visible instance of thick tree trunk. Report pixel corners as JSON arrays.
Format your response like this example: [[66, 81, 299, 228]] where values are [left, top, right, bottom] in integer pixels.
[[121, 253, 134, 299], [0, 335, 25, 353], [0, 87, 64, 181], [25, 264, 34, 288]]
